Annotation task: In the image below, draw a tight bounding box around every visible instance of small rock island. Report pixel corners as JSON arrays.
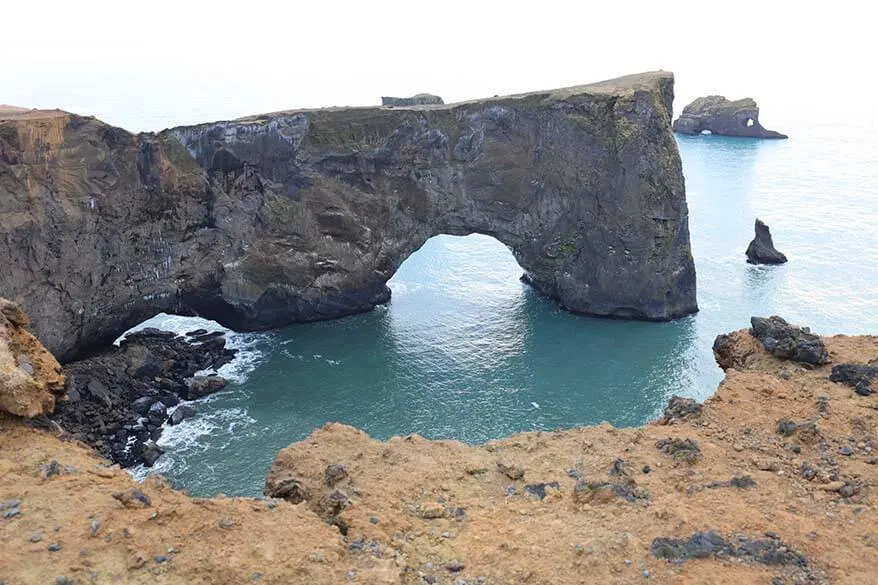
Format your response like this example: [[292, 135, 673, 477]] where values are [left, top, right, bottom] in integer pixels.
[[746, 219, 788, 264], [673, 96, 787, 138]]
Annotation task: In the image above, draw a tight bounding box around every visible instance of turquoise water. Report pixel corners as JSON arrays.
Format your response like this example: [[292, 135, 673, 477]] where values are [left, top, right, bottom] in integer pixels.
[[134, 123, 878, 496]]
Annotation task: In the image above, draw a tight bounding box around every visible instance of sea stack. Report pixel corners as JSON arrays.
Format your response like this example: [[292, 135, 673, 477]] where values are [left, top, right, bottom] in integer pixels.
[[673, 96, 787, 138], [746, 219, 788, 264]]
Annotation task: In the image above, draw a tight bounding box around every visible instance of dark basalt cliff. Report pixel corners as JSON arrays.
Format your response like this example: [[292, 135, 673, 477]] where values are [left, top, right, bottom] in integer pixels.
[[0, 72, 697, 362], [673, 96, 787, 138]]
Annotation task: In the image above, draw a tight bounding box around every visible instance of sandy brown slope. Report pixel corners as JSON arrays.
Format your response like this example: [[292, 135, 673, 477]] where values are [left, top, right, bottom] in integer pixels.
[[2, 330, 877, 584]]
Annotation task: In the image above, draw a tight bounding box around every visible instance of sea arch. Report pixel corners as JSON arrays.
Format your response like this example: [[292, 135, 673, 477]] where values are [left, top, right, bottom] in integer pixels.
[[0, 72, 696, 361]]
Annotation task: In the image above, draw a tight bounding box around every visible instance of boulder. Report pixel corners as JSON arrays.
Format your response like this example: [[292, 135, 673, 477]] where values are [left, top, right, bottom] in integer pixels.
[[147, 400, 168, 424], [186, 375, 228, 399], [131, 396, 156, 415], [673, 96, 787, 138], [749, 316, 829, 365], [0, 71, 696, 362], [141, 441, 164, 467], [0, 298, 65, 417], [745, 219, 787, 264], [169, 404, 196, 425]]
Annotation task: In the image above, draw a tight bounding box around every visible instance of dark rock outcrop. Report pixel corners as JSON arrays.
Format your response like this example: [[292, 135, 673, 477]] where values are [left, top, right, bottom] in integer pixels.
[[745, 219, 787, 264], [651, 531, 808, 568], [749, 316, 829, 365], [656, 395, 702, 425], [0, 72, 697, 361], [830, 363, 878, 395], [48, 329, 235, 467], [673, 96, 787, 138], [381, 94, 444, 106]]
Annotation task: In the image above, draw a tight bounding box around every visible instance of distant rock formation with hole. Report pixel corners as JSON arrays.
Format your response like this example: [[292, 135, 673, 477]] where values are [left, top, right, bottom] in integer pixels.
[[673, 96, 787, 138]]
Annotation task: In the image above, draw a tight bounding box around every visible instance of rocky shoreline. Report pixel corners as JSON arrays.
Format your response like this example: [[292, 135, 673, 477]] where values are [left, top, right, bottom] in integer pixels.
[[2, 303, 878, 583], [43, 328, 236, 468]]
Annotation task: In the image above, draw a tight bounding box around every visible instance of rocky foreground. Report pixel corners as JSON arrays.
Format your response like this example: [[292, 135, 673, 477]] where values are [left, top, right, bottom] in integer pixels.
[[1, 319, 877, 584]]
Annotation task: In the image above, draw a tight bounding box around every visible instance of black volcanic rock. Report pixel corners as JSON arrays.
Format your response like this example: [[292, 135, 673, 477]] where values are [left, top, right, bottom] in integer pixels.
[[49, 330, 236, 467], [1, 72, 697, 361], [746, 219, 787, 265], [749, 316, 829, 366], [673, 96, 787, 138]]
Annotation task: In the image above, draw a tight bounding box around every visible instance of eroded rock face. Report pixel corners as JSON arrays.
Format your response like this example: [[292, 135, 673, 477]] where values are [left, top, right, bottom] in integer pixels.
[[0, 71, 697, 361], [0, 298, 65, 417], [746, 219, 787, 264], [673, 96, 787, 138]]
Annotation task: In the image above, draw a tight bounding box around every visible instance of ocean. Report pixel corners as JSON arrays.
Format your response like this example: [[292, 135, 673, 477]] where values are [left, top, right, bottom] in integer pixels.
[[121, 118, 878, 496]]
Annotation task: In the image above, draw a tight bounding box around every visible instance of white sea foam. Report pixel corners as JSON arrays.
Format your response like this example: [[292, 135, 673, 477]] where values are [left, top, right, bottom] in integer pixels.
[[130, 405, 256, 481]]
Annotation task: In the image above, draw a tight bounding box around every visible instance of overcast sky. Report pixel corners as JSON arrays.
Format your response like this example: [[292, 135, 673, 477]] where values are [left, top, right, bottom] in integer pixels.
[[2, 0, 872, 131]]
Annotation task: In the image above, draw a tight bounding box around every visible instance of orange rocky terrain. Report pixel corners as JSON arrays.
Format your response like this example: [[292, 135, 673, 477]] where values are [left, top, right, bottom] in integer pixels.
[[1, 318, 877, 584]]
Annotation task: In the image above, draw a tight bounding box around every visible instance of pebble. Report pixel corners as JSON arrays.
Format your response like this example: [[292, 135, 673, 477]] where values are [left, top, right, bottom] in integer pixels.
[[838, 447, 853, 456], [643, 569, 651, 578], [29, 534, 42, 542], [369, 516, 379, 524], [55, 577, 71, 585], [733, 444, 744, 452], [48, 543, 62, 552], [839, 484, 857, 498], [818, 481, 845, 492], [155, 555, 168, 563], [642, 465, 651, 474], [445, 560, 465, 572], [420, 503, 445, 519]]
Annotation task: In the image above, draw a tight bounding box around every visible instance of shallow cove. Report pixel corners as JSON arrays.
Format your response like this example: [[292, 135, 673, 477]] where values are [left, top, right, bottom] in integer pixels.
[[133, 125, 878, 496]]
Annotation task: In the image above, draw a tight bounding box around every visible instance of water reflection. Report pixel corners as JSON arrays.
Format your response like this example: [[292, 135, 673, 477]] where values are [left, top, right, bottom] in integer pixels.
[[139, 125, 878, 496]]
